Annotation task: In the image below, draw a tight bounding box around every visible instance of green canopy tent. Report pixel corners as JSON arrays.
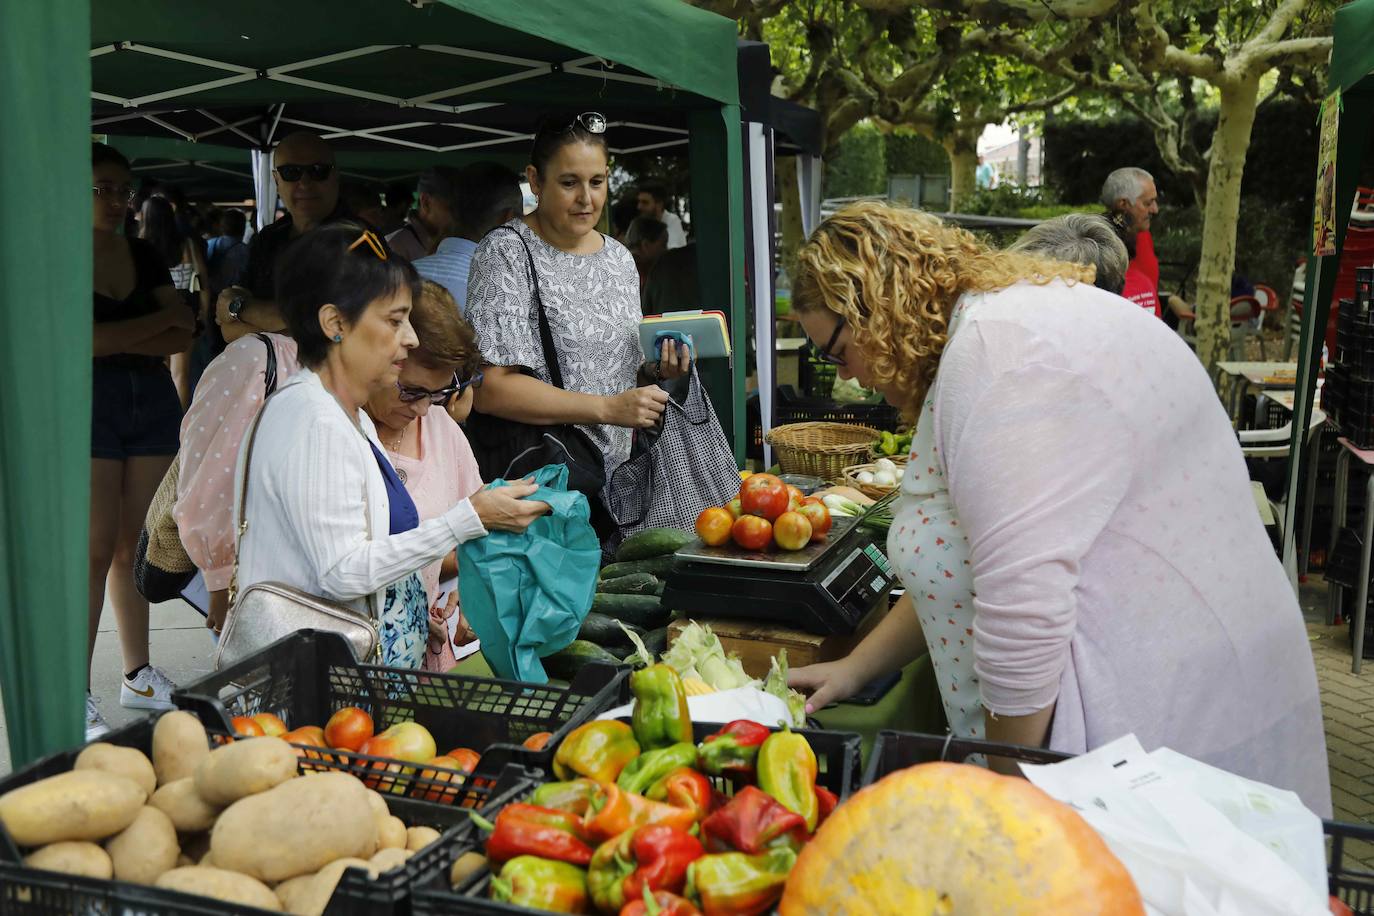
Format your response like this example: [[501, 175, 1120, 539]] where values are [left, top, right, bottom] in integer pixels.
[[1282, 0, 1374, 592], [1, 0, 745, 768]]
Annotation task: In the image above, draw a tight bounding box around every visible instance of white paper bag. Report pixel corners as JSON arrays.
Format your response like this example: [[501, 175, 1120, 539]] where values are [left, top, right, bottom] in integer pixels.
[[596, 687, 792, 729]]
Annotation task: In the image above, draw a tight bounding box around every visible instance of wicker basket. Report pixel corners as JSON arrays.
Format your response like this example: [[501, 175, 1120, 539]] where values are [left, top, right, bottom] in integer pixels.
[[842, 463, 900, 500], [766, 422, 880, 479]]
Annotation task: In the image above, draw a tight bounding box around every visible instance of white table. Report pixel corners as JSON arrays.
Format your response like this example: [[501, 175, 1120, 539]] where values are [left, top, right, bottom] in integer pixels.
[[1215, 361, 1297, 421]]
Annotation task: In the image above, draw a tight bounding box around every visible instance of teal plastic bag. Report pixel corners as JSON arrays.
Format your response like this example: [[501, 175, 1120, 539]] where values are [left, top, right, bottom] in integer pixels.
[[458, 464, 600, 682]]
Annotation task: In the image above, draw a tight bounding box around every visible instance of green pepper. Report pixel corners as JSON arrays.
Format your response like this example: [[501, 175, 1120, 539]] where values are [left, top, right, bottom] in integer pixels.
[[879, 431, 897, 455], [554, 720, 641, 783], [530, 778, 601, 816], [630, 664, 693, 751], [684, 848, 796, 916], [587, 824, 704, 913], [617, 743, 699, 796], [696, 720, 771, 782], [756, 728, 819, 831], [489, 855, 589, 913]]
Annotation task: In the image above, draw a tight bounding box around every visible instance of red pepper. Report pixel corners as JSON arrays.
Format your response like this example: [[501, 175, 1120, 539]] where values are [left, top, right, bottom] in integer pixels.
[[584, 782, 701, 843], [588, 825, 704, 913], [470, 803, 595, 867], [620, 888, 703, 916], [699, 786, 808, 855], [695, 720, 771, 781], [647, 767, 714, 821], [815, 785, 839, 828]]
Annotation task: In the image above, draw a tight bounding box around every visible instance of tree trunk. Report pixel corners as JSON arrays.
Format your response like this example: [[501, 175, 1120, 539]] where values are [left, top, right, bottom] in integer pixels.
[[1193, 71, 1261, 374], [776, 155, 805, 282], [944, 125, 980, 211]]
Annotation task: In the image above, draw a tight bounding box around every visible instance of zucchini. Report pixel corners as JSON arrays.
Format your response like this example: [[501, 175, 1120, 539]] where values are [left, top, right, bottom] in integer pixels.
[[591, 593, 670, 629], [614, 528, 693, 563], [640, 626, 669, 658], [599, 555, 678, 581], [542, 640, 622, 681], [579, 612, 644, 646], [596, 572, 664, 597]]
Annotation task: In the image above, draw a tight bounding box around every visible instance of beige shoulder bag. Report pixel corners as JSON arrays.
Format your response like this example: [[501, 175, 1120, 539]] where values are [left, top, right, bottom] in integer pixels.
[[213, 393, 381, 669]]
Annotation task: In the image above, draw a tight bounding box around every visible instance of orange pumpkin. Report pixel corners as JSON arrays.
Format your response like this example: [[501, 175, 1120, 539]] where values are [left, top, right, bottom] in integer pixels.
[[779, 762, 1144, 916]]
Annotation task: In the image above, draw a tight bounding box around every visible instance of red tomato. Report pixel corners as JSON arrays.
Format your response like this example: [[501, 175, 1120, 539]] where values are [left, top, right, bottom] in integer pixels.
[[417, 755, 466, 803], [739, 473, 790, 521], [696, 506, 735, 547], [731, 515, 773, 551], [324, 706, 375, 752], [281, 727, 327, 767], [251, 712, 288, 737], [773, 511, 813, 551], [357, 734, 404, 791], [725, 497, 743, 520], [230, 716, 265, 737], [522, 732, 553, 751], [798, 501, 832, 540], [786, 485, 804, 512]]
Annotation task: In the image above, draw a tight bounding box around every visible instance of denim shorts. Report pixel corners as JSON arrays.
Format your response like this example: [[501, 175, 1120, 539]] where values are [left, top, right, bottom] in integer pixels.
[[91, 362, 182, 460]]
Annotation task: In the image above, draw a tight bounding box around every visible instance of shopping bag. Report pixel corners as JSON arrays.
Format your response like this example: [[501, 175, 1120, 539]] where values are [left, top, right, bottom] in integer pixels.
[[457, 464, 601, 682]]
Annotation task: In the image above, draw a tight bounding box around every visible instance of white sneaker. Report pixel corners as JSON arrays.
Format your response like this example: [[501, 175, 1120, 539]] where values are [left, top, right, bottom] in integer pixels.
[[120, 665, 177, 711], [85, 693, 111, 741]]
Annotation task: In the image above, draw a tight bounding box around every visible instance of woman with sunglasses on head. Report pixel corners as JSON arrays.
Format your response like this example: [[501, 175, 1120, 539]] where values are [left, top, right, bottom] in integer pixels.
[[465, 112, 692, 496], [87, 142, 197, 739], [786, 201, 1329, 816], [364, 280, 486, 670], [231, 223, 547, 669]]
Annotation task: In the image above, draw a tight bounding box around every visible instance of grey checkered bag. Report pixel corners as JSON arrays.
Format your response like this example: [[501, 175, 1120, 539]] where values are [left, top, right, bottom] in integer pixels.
[[605, 364, 741, 546]]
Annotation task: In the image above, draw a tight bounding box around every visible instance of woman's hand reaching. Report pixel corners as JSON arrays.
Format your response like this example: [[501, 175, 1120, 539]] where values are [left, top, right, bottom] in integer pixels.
[[656, 339, 692, 381], [470, 480, 550, 533], [788, 658, 865, 714]]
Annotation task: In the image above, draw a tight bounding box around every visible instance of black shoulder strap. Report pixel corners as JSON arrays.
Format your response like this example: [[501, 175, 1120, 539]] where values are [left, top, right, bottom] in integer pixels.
[[497, 225, 567, 392], [254, 332, 279, 396]]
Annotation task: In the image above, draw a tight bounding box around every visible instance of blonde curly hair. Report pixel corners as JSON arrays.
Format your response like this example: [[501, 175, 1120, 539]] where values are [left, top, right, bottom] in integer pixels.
[[793, 201, 1094, 419]]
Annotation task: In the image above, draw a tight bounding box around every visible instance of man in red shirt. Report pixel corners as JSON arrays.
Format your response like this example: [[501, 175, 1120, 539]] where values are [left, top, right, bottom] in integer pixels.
[[1102, 167, 1191, 320]]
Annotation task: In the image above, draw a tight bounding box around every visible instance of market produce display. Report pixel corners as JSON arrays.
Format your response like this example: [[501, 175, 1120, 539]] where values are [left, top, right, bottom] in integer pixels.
[[871, 429, 913, 458], [0, 711, 457, 916], [694, 474, 832, 553]]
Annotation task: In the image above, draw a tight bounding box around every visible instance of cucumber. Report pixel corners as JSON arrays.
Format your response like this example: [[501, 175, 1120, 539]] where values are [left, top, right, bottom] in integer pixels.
[[614, 528, 693, 563], [599, 555, 678, 581], [596, 572, 665, 597], [591, 593, 670, 629], [579, 612, 644, 646], [543, 640, 622, 681], [640, 626, 669, 658]]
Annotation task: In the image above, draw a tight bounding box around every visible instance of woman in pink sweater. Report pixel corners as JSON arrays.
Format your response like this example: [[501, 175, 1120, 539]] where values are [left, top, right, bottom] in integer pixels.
[[788, 202, 1330, 815]]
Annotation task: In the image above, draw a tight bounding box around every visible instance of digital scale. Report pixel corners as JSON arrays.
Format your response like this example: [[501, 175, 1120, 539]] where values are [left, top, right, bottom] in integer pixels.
[[661, 507, 896, 636]]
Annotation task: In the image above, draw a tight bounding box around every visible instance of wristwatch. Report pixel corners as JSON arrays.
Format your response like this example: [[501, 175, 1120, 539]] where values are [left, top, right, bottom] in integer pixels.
[[226, 290, 247, 323]]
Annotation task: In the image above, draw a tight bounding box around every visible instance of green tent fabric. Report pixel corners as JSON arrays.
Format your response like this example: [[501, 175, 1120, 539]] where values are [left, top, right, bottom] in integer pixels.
[[0, 0, 91, 765], [1282, 0, 1374, 577]]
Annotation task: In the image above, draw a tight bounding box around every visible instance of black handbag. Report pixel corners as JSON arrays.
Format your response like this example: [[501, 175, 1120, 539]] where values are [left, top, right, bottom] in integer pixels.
[[133, 333, 279, 602], [463, 227, 612, 537]]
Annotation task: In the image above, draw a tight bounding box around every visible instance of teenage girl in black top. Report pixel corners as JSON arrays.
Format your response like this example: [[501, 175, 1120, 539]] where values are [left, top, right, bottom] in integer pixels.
[[88, 143, 194, 737]]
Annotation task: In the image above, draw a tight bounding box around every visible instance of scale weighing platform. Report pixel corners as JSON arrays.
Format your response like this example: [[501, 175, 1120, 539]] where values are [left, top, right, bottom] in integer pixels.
[[661, 512, 896, 635]]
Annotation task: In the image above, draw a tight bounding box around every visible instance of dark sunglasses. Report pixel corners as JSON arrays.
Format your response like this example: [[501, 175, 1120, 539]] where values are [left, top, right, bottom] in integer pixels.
[[396, 370, 483, 405], [274, 162, 334, 182], [815, 316, 847, 366], [542, 111, 607, 137]]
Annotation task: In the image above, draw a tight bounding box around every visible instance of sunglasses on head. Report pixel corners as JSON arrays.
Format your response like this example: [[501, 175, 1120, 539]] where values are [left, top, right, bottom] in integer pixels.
[[347, 230, 388, 261], [396, 370, 484, 405], [274, 162, 334, 183], [815, 316, 847, 366], [543, 111, 607, 137]]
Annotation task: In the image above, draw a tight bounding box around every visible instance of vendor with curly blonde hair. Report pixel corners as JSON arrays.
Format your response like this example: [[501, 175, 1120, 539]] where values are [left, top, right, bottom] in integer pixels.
[[789, 202, 1330, 815]]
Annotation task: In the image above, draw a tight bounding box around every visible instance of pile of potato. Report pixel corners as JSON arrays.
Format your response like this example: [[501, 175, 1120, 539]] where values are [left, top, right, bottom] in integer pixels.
[[0, 711, 443, 915]]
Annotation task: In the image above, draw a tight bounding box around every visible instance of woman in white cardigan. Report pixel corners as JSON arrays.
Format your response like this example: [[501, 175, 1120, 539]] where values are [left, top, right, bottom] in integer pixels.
[[234, 223, 547, 667]]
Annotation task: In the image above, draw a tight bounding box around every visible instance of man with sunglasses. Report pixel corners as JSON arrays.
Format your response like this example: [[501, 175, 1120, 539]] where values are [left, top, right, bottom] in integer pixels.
[[215, 131, 353, 343]]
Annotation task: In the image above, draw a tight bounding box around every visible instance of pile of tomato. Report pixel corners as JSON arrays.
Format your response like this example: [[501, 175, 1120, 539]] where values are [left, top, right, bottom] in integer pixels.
[[694, 473, 832, 552]]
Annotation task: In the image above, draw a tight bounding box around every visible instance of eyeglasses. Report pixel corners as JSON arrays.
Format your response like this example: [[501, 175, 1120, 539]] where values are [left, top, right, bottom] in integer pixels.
[[274, 162, 334, 183], [347, 230, 388, 261], [396, 370, 483, 405], [815, 316, 847, 366], [93, 185, 136, 204]]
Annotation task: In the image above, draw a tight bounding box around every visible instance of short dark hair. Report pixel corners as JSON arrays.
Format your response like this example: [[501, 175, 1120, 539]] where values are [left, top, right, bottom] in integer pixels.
[[92, 142, 130, 171], [417, 166, 462, 208], [222, 209, 247, 238], [274, 221, 420, 367], [139, 196, 184, 268], [610, 197, 639, 237], [455, 161, 522, 237], [637, 180, 668, 205], [530, 113, 608, 177]]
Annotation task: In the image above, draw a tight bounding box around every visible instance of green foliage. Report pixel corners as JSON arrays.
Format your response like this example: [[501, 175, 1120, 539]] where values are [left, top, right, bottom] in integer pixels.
[[886, 131, 949, 177], [958, 184, 1063, 217], [1150, 195, 1306, 299], [824, 122, 887, 198]]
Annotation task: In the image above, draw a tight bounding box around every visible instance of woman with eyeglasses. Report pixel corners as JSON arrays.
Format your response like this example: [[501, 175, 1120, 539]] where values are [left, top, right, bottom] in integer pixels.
[[87, 142, 197, 739], [786, 202, 1329, 816], [465, 112, 691, 499], [229, 223, 547, 669]]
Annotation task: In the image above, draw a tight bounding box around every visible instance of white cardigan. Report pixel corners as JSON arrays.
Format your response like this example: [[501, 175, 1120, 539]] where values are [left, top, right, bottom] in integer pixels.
[[234, 370, 486, 616]]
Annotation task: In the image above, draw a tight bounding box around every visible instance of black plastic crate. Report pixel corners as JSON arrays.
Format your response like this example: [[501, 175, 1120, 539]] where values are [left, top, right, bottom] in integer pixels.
[[798, 347, 839, 398], [0, 714, 539, 916], [863, 731, 1374, 916], [171, 630, 626, 799], [411, 720, 862, 916]]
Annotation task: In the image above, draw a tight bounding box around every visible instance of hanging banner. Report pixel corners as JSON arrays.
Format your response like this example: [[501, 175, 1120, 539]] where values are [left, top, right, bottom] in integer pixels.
[[1312, 90, 1341, 257]]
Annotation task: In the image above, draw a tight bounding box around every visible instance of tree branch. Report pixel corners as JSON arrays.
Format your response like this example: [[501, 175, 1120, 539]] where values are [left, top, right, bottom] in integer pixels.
[[1248, 36, 1333, 70], [1250, 0, 1307, 48]]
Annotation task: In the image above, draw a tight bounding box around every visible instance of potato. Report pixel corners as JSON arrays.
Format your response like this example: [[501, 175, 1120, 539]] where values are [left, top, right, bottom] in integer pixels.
[[211, 772, 377, 883], [150, 778, 222, 833], [153, 711, 210, 786], [200, 849, 216, 867], [369, 847, 411, 874], [75, 743, 157, 797], [405, 826, 440, 852], [274, 873, 317, 914], [449, 851, 486, 889], [176, 854, 195, 868], [24, 841, 113, 879], [106, 805, 179, 884], [377, 816, 406, 850], [194, 737, 296, 806], [155, 866, 282, 911], [0, 770, 146, 846], [287, 858, 375, 916], [365, 792, 388, 827]]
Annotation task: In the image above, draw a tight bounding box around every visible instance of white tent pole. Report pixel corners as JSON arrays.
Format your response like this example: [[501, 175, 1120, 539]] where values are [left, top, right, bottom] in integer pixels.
[[252, 149, 275, 232], [748, 123, 775, 469], [798, 155, 822, 237]]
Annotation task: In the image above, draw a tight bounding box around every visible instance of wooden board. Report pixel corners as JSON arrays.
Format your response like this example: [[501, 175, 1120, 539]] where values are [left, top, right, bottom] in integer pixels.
[[669, 605, 887, 679]]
